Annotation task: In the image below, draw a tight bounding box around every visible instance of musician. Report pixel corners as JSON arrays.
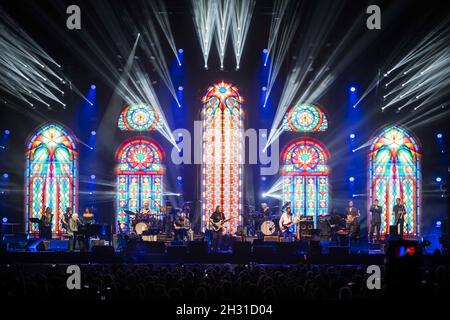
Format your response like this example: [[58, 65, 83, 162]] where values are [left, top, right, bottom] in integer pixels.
[[39, 207, 53, 240], [173, 212, 191, 242], [82, 207, 94, 224], [117, 222, 128, 251], [369, 199, 382, 242], [345, 200, 360, 242], [329, 208, 345, 244], [61, 207, 72, 232], [279, 206, 295, 242], [68, 213, 82, 251], [140, 200, 152, 215], [260, 203, 272, 218], [393, 198, 406, 237], [209, 205, 225, 251]]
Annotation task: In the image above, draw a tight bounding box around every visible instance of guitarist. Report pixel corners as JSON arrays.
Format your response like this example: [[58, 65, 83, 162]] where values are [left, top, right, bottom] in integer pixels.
[[393, 198, 406, 237], [279, 206, 295, 242], [209, 205, 226, 252], [345, 200, 360, 243]]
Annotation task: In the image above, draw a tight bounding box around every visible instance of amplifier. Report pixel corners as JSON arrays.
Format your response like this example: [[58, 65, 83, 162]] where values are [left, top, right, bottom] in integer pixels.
[[264, 235, 280, 242], [298, 221, 314, 239], [91, 239, 108, 247]]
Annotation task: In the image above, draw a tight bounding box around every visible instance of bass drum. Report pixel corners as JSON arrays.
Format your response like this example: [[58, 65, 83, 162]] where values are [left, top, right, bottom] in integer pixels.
[[135, 222, 149, 235], [261, 220, 276, 236]]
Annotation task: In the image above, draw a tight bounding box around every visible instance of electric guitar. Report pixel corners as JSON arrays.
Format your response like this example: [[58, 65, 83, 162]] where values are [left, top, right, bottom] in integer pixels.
[[280, 217, 307, 233], [211, 218, 230, 232], [394, 206, 406, 225]]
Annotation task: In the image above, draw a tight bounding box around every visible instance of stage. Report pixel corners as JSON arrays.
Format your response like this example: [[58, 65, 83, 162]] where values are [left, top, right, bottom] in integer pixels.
[[0, 0, 449, 304]]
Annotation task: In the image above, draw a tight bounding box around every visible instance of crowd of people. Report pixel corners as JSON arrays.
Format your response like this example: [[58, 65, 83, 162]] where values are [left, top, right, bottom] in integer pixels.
[[0, 262, 448, 300]]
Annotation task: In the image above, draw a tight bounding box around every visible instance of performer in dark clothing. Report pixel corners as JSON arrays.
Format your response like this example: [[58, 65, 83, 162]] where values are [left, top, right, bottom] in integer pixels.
[[369, 199, 382, 242], [329, 209, 345, 245], [173, 212, 191, 241], [61, 207, 72, 232], [345, 200, 360, 242], [393, 198, 406, 237], [39, 207, 53, 240], [209, 205, 227, 252]]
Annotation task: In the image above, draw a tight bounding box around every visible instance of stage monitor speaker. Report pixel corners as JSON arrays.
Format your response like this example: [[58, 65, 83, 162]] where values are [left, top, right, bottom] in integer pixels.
[[309, 240, 322, 254], [232, 241, 251, 256], [167, 245, 187, 256], [389, 226, 402, 240], [329, 246, 349, 256], [188, 241, 208, 255], [253, 245, 275, 255], [3, 233, 28, 250], [92, 245, 115, 256], [275, 242, 298, 255], [49, 240, 69, 251], [143, 241, 166, 254]]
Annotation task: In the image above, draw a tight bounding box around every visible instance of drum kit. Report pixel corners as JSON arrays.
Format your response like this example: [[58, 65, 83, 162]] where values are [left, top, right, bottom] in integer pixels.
[[123, 201, 193, 238], [246, 205, 284, 237]]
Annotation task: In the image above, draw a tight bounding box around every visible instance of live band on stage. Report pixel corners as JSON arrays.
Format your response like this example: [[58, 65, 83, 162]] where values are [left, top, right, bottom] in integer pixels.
[[29, 196, 409, 252]]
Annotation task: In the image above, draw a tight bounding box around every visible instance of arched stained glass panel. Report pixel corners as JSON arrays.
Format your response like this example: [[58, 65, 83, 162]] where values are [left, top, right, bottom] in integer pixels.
[[116, 138, 164, 225], [25, 122, 78, 234], [201, 82, 243, 234], [368, 126, 421, 238]]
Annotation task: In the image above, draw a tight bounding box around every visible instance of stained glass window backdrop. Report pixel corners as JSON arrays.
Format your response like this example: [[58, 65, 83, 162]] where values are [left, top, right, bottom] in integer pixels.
[[368, 126, 421, 238], [116, 137, 164, 225], [281, 138, 330, 225], [118, 103, 160, 131], [284, 104, 328, 132], [201, 82, 243, 234], [25, 122, 78, 234]]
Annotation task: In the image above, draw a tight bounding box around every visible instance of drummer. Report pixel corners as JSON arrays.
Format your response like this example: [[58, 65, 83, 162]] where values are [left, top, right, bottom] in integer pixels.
[[140, 200, 153, 215], [260, 203, 272, 218]]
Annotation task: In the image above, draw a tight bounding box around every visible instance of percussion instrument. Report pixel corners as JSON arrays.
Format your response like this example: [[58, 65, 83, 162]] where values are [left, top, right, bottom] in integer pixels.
[[134, 222, 149, 235], [261, 220, 276, 236]]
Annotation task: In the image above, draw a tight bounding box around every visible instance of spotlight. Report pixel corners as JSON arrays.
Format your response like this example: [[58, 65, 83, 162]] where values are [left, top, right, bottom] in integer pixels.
[[178, 86, 184, 91], [263, 48, 268, 54], [349, 177, 355, 182], [436, 177, 442, 183], [2, 217, 7, 223], [261, 176, 267, 182], [436, 133, 443, 139], [2, 173, 8, 179], [178, 48, 184, 54], [90, 84, 96, 90], [91, 131, 96, 136], [350, 86, 356, 92], [262, 86, 267, 91], [90, 174, 96, 180], [262, 192, 267, 198], [177, 176, 183, 181], [4, 130, 10, 135], [349, 133, 355, 139], [436, 221, 442, 227]]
